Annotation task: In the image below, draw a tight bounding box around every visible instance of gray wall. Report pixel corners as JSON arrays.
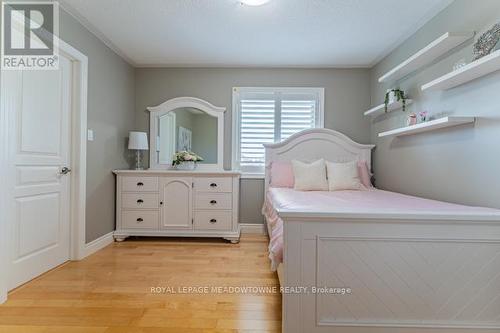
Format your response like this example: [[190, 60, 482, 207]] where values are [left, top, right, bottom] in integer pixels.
[[370, 0, 500, 209], [60, 9, 136, 242], [135, 68, 371, 223]]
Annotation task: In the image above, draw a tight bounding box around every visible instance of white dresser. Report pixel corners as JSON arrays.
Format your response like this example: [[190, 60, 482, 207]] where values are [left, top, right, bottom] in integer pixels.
[[113, 170, 241, 243]]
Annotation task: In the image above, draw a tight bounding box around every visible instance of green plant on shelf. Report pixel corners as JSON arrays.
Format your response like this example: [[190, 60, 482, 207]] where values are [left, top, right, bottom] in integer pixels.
[[384, 88, 407, 113]]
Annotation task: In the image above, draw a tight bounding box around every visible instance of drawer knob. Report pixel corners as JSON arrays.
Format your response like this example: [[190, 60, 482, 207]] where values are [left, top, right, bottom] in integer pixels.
[[137, 199, 144, 204], [210, 200, 217, 205], [210, 183, 217, 188], [136, 218, 144, 222], [210, 219, 217, 223], [137, 182, 144, 186]]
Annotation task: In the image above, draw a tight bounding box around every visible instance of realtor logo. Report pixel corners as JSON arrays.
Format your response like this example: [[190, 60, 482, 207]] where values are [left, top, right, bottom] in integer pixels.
[[1, 1, 59, 70]]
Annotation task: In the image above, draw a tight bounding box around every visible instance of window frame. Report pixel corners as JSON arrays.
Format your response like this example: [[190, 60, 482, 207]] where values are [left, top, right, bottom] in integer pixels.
[[231, 87, 325, 178]]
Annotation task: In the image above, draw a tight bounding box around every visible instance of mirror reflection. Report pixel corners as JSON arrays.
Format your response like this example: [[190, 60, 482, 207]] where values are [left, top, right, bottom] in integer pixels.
[[157, 108, 217, 165]]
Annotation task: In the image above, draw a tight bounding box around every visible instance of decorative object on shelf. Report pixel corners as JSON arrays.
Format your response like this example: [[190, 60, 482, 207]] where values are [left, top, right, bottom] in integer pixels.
[[418, 111, 428, 123], [453, 58, 467, 71], [240, 0, 271, 6], [473, 22, 500, 60], [172, 151, 203, 170], [128, 131, 149, 170], [406, 113, 417, 126], [385, 89, 407, 112], [177, 126, 192, 151]]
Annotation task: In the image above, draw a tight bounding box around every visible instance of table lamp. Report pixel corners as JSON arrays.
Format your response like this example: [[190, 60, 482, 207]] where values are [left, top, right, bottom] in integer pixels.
[[128, 131, 148, 170]]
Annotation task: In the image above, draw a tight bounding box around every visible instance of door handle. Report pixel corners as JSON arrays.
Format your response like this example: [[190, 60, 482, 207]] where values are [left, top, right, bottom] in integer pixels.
[[210, 200, 217, 205], [60, 167, 71, 175], [209, 219, 217, 223], [210, 183, 217, 188], [137, 199, 144, 204]]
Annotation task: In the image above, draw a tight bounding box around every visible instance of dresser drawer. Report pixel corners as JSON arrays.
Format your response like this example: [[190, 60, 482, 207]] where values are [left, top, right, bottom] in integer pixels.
[[194, 211, 232, 231], [193, 177, 232, 193], [195, 193, 232, 210], [122, 176, 158, 192], [122, 210, 159, 229], [122, 193, 159, 209]]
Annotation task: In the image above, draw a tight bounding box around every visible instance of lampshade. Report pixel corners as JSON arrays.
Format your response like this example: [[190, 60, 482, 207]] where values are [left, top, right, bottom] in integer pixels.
[[128, 131, 149, 150]]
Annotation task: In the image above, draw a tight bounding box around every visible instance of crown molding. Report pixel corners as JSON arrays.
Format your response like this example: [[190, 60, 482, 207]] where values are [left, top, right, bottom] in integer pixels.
[[58, 0, 137, 66]]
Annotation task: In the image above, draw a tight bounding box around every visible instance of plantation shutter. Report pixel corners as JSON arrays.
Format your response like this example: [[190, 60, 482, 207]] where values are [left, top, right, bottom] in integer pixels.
[[280, 93, 317, 140], [239, 93, 275, 168], [234, 88, 323, 173]]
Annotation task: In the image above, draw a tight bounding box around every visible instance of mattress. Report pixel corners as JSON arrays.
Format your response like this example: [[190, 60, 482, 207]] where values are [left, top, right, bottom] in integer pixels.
[[263, 187, 500, 270]]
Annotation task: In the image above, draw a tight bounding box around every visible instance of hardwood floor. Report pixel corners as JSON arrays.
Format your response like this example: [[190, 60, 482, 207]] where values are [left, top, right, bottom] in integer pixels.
[[0, 234, 281, 333]]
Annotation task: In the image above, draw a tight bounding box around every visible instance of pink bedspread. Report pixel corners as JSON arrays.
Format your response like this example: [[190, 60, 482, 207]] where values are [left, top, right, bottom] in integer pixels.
[[262, 188, 500, 270]]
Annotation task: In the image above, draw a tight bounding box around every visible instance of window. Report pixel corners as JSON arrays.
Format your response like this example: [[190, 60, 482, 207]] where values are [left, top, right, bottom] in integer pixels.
[[232, 87, 324, 175]]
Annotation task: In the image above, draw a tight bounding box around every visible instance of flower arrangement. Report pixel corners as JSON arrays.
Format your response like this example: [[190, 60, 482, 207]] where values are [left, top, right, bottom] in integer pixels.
[[172, 151, 203, 166], [418, 111, 428, 123], [384, 88, 407, 112]]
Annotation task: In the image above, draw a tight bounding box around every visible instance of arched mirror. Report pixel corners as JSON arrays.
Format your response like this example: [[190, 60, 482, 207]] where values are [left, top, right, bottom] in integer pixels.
[[147, 97, 225, 170]]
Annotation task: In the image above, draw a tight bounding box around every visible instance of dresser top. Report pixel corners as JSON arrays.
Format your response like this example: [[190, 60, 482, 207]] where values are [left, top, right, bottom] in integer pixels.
[[113, 169, 241, 176]]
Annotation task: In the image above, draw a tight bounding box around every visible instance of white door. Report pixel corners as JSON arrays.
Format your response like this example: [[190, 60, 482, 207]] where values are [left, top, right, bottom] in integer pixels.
[[160, 177, 193, 229], [6, 55, 73, 290], [158, 113, 175, 165]]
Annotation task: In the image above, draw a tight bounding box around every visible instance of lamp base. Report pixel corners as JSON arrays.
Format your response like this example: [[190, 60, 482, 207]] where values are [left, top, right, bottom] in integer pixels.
[[133, 150, 144, 170]]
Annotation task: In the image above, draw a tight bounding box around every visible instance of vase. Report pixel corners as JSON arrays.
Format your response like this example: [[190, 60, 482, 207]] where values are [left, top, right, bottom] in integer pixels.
[[387, 90, 396, 104], [175, 161, 197, 170], [406, 113, 417, 126]]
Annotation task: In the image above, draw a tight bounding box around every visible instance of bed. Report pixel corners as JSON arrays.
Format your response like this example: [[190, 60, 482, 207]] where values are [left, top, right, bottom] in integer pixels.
[[263, 128, 500, 333]]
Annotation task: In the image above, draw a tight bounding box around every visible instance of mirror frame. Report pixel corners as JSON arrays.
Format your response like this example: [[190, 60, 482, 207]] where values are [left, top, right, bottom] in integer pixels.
[[147, 97, 226, 171]]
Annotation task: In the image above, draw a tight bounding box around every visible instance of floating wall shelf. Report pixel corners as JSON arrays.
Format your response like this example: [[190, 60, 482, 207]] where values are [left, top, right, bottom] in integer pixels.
[[378, 116, 475, 138], [364, 99, 413, 117], [378, 32, 474, 83], [421, 49, 500, 91]]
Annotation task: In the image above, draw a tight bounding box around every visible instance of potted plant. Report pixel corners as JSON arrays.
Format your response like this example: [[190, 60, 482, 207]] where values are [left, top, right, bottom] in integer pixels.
[[384, 88, 407, 112], [172, 151, 203, 170]]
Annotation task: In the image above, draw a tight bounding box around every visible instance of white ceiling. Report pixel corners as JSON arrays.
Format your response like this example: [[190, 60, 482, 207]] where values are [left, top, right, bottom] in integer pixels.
[[60, 0, 453, 67]]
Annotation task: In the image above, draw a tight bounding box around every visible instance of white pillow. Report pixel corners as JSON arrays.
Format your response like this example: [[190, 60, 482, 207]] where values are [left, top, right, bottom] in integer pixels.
[[292, 159, 328, 191], [326, 160, 364, 191]]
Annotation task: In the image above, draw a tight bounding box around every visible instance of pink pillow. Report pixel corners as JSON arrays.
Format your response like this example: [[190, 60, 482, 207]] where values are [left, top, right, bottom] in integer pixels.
[[357, 160, 373, 188], [270, 161, 294, 188]]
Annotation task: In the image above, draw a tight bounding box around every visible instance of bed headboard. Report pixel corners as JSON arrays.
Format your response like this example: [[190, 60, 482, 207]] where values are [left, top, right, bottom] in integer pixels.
[[263, 128, 375, 191]]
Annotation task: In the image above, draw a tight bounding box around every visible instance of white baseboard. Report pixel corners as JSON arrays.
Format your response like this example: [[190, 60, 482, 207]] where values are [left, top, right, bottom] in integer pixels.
[[240, 223, 266, 235], [0, 292, 6, 304], [82, 231, 114, 258]]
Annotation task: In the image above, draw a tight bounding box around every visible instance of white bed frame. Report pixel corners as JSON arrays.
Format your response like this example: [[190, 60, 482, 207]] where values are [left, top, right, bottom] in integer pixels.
[[264, 129, 500, 333]]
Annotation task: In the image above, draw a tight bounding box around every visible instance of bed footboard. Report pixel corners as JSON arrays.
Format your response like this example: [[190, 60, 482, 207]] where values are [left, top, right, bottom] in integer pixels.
[[282, 213, 500, 333]]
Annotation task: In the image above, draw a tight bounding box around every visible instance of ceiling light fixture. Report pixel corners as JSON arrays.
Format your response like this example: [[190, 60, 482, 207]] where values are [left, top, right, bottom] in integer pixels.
[[240, 0, 271, 6]]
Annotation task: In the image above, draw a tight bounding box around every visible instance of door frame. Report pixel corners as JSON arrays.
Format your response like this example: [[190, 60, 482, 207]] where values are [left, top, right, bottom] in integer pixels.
[[0, 38, 88, 303]]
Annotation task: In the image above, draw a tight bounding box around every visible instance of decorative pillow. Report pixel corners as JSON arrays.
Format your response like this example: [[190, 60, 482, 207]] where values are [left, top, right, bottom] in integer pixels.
[[270, 161, 294, 188], [326, 160, 364, 191], [292, 159, 328, 191], [357, 160, 373, 188]]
